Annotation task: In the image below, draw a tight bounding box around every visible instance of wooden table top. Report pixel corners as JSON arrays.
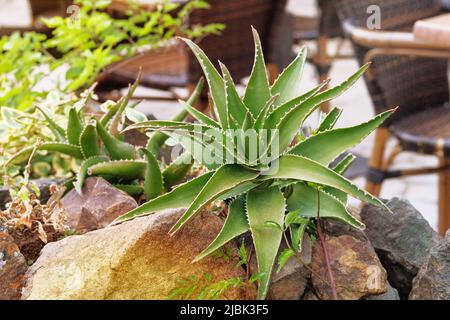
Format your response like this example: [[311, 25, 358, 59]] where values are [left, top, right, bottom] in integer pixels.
[[413, 13, 450, 46]]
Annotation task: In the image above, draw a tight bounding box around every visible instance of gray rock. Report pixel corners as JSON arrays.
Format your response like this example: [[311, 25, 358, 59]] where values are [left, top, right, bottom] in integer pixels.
[[409, 230, 450, 300], [267, 235, 312, 300], [365, 282, 400, 300], [360, 198, 440, 299], [0, 228, 28, 300], [61, 177, 138, 234]]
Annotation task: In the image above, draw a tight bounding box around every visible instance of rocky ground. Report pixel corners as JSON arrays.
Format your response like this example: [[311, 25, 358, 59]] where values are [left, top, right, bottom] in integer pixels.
[[1, 178, 448, 300]]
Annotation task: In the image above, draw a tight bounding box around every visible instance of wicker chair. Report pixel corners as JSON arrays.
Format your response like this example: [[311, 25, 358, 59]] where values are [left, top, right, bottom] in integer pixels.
[[335, 0, 450, 234], [0, 0, 71, 36], [292, 0, 351, 111], [96, 0, 288, 108]]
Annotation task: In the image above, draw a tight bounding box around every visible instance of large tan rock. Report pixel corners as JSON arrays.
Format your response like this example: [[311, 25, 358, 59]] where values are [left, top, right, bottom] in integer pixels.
[[21, 209, 256, 300], [311, 235, 387, 300], [61, 177, 138, 233]]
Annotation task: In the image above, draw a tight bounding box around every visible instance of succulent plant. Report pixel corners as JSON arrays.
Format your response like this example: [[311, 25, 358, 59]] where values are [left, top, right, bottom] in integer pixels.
[[7, 76, 204, 199], [117, 28, 394, 299]]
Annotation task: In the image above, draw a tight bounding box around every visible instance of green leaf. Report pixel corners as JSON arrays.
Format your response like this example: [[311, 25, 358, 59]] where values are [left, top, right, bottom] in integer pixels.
[[114, 184, 144, 196], [194, 196, 249, 262], [170, 164, 260, 235], [114, 171, 214, 222], [179, 100, 220, 128], [271, 47, 307, 106], [79, 120, 100, 158], [96, 120, 136, 160], [88, 160, 146, 180], [265, 79, 329, 130], [181, 38, 228, 128], [66, 107, 84, 145], [289, 109, 395, 165], [273, 64, 371, 152], [247, 187, 286, 300], [286, 182, 365, 229], [146, 77, 204, 155], [220, 62, 250, 127], [243, 27, 271, 117], [74, 155, 109, 195], [290, 222, 307, 253], [7, 143, 83, 165], [323, 153, 356, 203], [162, 152, 193, 190], [141, 148, 164, 201], [266, 155, 389, 211], [318, 107, 342, 132], [36, 106, 66, 141], [277, 248, 295, 273]]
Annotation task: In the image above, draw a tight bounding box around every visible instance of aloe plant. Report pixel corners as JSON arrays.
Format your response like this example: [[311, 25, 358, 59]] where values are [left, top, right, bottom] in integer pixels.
[[7, 76, 204, 199], [115, 28, 395, 299]]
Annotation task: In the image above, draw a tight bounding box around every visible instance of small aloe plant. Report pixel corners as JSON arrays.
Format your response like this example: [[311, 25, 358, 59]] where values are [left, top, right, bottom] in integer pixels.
[[7, 77, 204, 199], [116, 27, 395, 300]]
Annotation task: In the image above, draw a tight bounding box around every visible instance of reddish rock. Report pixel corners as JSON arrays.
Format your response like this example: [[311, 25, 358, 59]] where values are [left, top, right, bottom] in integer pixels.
[[311, 235, 387, 300], [0, 227, 28, 300], [61, 177, 138, 233]]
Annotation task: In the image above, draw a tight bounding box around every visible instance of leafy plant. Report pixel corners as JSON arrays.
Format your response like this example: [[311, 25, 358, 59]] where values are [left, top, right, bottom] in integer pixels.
[[6, 77, 204, 198], [0, 0, 223, 110], [114, 27, 395, 300]]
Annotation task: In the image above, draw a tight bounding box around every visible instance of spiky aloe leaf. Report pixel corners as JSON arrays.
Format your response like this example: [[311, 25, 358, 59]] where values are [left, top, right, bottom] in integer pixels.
[[217, 181, 260, 201], [141, 149, 164, 201], [96, 120, 136, 160], [323, 153, 356, 203], [7, 142, 83, 165], [88, 160, 146, 180], [79, 120, 100, 159], [247, 187, 286, 300], [289, 109, 395, 165], [194, 196, 249, 262], [271, 47, 307, 106], [220, 62, 251, 127], [318, 107, 343, 132], [265, 79, 330, 130], [332, 153, 356, 175], [253, 95, 278, 131], [36, 106, 66, 141], [114, 184, 144, 196], [100, 99, 121, 127], [162, 152, 193, 190], [265, 155, 389, 210], [286, 182, 365, 229], [180, 100, 219, 128], [170, 164, 260, 235], [146, 78, 204, 155], [243, 27, 271, 117], [66, 107, 84, 145], [109, 71, 141, 136], [181, 38, 229, 129], [74, 155, 109, 194], [114, 171, 214, 222]]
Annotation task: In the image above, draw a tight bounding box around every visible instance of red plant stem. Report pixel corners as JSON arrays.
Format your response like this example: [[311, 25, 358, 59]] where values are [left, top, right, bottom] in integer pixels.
[[316, 189, 338, 300]]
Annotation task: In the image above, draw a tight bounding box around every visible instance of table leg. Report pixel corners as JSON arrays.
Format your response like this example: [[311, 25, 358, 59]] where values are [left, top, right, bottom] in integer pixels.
[[438, 158, 450, 236]]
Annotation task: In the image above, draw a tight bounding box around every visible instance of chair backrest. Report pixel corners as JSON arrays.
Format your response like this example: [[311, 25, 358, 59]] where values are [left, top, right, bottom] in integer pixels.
[[335, 0, 448, 125], [29, 0, 68, 17], [187, 0, 287, 83]]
